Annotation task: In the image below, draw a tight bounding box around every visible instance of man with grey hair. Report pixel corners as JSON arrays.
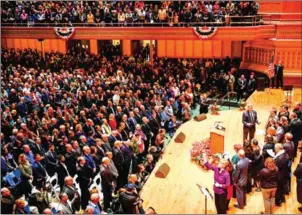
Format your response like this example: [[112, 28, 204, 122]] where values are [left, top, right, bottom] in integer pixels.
[[242, 103, 260, 142], [232, 149, 249, 209], [100, 157, 114, 212], [274, 143, 290, 206], [88, 193, 102, 214]]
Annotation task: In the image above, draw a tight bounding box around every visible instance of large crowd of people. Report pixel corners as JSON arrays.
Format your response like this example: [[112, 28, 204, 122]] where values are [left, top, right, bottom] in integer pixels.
[[1, 1, 260, 26], [1, 46, 301, 214], [0, 47, 246, 214]]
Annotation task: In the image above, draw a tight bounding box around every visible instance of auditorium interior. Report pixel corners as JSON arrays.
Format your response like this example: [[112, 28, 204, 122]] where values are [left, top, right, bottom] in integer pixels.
[[1, 1, 302, 214]]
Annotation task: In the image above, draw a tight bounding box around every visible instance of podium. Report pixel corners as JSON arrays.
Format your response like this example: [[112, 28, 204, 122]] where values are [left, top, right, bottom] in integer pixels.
[[210, 126, 225, 153]]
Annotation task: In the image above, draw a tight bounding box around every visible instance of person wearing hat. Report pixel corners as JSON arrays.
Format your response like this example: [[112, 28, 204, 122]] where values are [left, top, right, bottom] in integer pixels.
[[119, 183, 139, 214]]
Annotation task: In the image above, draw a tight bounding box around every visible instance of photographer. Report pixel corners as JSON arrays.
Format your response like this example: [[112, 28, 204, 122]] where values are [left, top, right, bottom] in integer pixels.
[[119, 184, 138, 214], [136, 199, 157, 214]]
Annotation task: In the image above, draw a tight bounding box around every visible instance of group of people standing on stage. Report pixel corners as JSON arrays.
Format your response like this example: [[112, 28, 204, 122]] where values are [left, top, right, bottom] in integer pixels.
[[206, 102, 302, 214]]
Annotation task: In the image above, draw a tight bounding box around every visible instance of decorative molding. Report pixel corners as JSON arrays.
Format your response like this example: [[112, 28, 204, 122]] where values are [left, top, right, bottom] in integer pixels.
[[1, 25, 281, 41]]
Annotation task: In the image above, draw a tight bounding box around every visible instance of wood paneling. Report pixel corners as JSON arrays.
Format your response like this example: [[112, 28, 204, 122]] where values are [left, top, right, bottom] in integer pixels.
[[193, 41, 203, 57], [122, 40, 131, 56], [166, 40, 175, 57], [184, 40, 193, 57], [203, 41, 212, 58], [212, 40, 222, 58], [157, 40, 234, 58], [157, 40, 166, 57], [90, 40, 98, 55], [2, 25, 278, 41], [175, 40, 184, 57], [232, 41, 242, 58]]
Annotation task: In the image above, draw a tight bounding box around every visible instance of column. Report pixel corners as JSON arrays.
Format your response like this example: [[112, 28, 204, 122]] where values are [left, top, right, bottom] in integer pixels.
[[122, 40, 131, 56], [90, 39, 98, 55], [150, 40, 154, 66]]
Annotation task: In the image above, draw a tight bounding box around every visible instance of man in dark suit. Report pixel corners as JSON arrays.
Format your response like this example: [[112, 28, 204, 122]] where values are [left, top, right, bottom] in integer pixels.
[[45, 144, 58, 177], [289, 112, 302, 158], [17, 97, 28, 119], [112, 141, 125, 190], [247, 74, 256, 97], [127, 111, 137, 133], [101, 134, 112, 153], [149, 112, 161, 137], [77, 156, 93, 209], [274, 143, 290, 206], [83, 146, 96, 174], [109, 131, 121, 147], [32, 154, 47, 189], [30, 137, 46, 159], [242, 104, 260, 142], [106, 100, 116, 116], [100, 157, 114, 212], [237, 75, 247, 101], [232, 149, 250, 209], [141, 117, 153, 151], [62, 176, 81, 212], [274, 61, 284, 88], [283, 133, 295, 194], [64, 144, 77, 177], [95, 139, 106, 161], [56, 155, 70, 189]]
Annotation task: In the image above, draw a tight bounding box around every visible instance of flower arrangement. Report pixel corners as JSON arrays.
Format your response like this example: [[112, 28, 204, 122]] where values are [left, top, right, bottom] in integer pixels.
[[239, 99, 246, 111], [190, 139, 223, 170]]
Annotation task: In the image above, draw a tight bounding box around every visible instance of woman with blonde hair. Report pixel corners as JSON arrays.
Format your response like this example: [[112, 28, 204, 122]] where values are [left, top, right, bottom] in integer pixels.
[[257, 157, 279, 214], [18, 154, 33, 198]]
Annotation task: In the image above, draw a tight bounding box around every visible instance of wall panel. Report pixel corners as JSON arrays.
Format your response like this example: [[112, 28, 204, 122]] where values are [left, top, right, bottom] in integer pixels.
[[175, 40, 184, 57], [166, 40, 175, 57], [13, 39, 21, 49], [184, 40, 193, 57], [212, 41, 222, 58], [203, 41, 212, 58], [222, 40, 232, 58], [1, 39, 7, 49], [157, 40, 166, 57], [193, 41, 203, 57], [232, 41, 242, 58]]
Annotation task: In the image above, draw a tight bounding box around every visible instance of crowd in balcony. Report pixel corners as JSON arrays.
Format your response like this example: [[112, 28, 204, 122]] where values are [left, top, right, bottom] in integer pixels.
[[1, 1, 260, 26]]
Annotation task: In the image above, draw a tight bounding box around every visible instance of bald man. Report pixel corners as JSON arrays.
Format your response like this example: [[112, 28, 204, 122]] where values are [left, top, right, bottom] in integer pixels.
[[88, 193, 102, 214], [1, 187, 15, 214]]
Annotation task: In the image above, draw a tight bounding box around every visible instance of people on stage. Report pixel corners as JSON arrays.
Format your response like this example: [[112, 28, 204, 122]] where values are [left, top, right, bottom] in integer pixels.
[[204, 157, 230, 214], [242, 104, 260, 142], [274, 61, 284, 89]]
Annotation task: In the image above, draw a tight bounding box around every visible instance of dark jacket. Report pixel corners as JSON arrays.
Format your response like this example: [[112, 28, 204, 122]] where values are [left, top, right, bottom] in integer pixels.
[[257, 167, 279, 189], [232, 157, 249, 187], [293, 163, 302, 203], [100, 164, 114, 191], [64, 152, 77, 177], [119, 191, 138, 214], [1, 195, 15, 214], [283, 141, 295, 160], [289, 118, 302, 143], [76, 165, 93, 187], [45, 151, 58, 176], [274, 151, 290, 182], [56, 162, 69, 187], [112, 147, 124, 171]]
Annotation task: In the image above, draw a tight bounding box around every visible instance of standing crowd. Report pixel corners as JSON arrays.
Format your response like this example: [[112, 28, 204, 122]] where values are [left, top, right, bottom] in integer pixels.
[[1, 0, 259, 26], [1, 47, 251, 214], [205, 103, 302, 214]]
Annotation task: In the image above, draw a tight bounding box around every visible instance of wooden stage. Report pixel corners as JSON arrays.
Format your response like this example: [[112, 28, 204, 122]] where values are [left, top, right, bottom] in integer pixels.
[[141, 88, 302, 214]]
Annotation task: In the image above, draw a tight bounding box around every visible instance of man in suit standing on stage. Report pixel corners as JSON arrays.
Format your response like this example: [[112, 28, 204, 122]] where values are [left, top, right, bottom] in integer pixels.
[[232, 149, 250, 209], [274, 61, 284, 89], [242, 103, 260, 142]]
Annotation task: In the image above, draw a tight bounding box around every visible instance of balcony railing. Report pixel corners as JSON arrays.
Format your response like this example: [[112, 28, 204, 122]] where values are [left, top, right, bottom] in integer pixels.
[[1, 15, 266, 27]]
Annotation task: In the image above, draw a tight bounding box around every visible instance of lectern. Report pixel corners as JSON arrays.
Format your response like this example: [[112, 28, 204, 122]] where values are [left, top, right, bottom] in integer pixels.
[[210, 126, 225, 153]]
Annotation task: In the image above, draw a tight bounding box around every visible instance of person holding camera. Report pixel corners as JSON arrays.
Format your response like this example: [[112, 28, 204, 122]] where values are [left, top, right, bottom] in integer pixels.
[[119, 184, 139, 214]]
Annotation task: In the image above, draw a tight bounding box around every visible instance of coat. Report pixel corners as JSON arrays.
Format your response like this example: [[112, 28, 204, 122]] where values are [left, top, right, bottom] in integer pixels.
[[294, 163, 302, 203], [232, 157, 249, 187]]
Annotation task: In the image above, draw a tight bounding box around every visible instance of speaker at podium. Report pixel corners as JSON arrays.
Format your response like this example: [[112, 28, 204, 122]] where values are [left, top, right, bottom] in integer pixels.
[[210, 123, 225, 154]]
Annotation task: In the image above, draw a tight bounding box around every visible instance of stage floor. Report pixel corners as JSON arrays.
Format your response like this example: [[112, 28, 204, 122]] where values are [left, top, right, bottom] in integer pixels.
[[140, 88, 302, 214]]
